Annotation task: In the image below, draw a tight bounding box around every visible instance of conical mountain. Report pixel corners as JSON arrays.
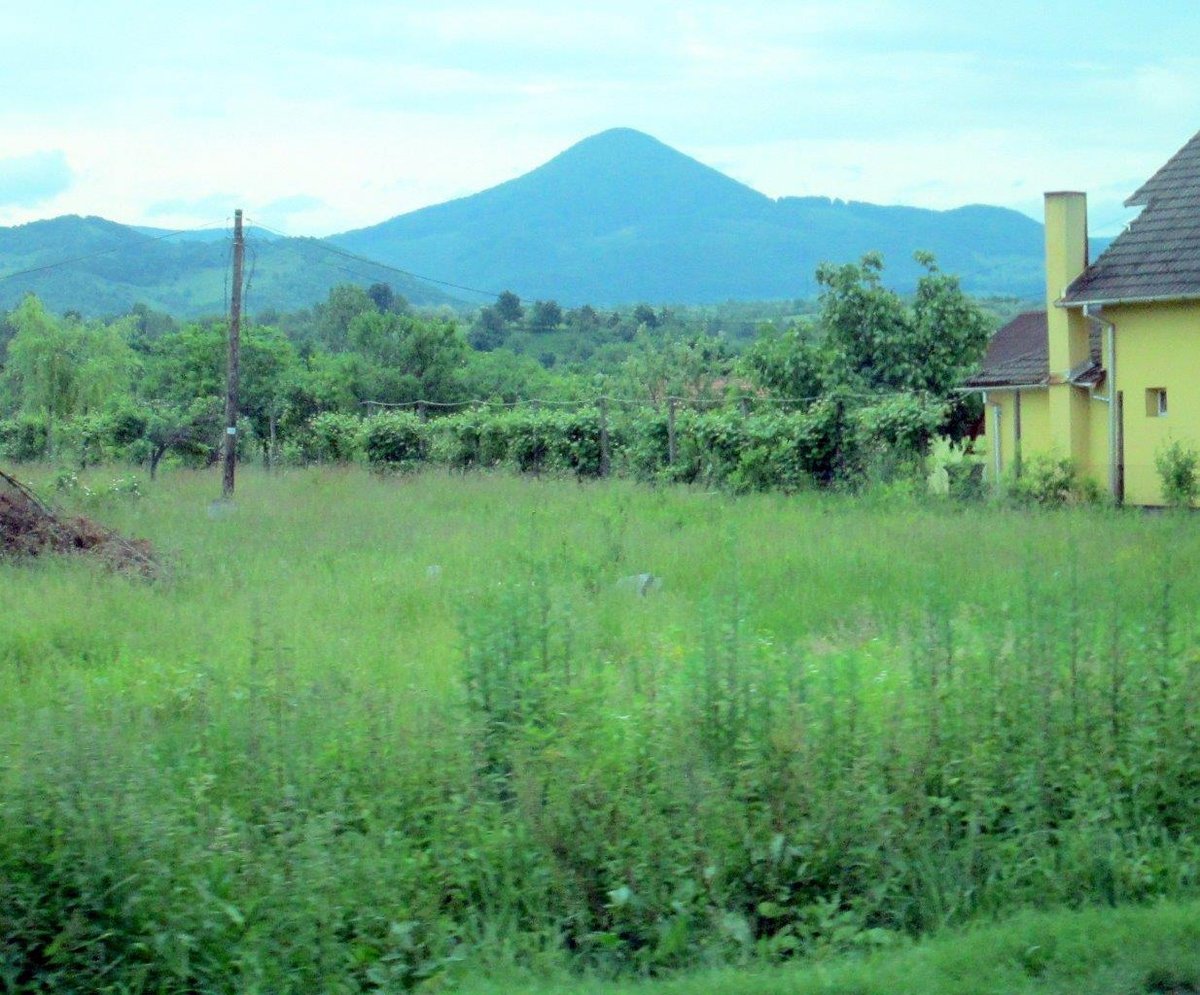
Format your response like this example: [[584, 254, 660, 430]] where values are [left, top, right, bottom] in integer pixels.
[[340, 128, 771, 241], [331, 128, 1052, 303]]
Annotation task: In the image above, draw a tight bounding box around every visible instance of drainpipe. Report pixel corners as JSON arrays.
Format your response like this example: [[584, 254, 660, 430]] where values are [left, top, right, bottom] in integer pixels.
[[975, 389, 1004, 490], [1083, 305, 1118, 500], [982, 392, 1003, 486]]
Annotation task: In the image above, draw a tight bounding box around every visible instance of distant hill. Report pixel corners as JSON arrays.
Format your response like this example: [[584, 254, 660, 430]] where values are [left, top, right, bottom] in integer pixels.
[[333, 128, 1105, 304], [0, 130, 1115, 316], [129, 224, 283, 243], [0, 216, 458, 318]]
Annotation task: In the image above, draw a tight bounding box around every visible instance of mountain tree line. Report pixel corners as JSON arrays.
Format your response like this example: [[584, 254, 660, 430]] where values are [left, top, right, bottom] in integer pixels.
[[0, 254, 992, 487]]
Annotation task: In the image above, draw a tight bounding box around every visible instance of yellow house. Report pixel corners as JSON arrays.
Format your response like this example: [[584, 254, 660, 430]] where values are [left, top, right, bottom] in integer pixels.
[[967, 128, 1200, 505]]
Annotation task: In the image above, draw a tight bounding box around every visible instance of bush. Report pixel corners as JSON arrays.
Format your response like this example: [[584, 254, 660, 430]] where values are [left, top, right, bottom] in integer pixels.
[[308, 412, 364, 463], [618, 407, 672, 482], [427, 409, 487, 470], [1007, 453, 1093, 507], [854, 394, 948, 458], [0, 414, 49, 461], [58, 414, 112, 468], [362, 411, 426, 469], [105, 405, 150, 448], [1155, 439, 1199, 508], [278, 440, 307, 467], [546, 408, 605, 478]]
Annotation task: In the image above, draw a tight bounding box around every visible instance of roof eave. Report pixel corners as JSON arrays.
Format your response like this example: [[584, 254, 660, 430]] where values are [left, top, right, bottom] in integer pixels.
[[1061, 291, 1200, 309], [960, 379, 1049, 391]]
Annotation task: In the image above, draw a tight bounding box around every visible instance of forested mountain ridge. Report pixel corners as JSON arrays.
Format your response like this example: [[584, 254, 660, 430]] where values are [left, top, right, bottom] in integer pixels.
[[1, 129, 1111, 316]]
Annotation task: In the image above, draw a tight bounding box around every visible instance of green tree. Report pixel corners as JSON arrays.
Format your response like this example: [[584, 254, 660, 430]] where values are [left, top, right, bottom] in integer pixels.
[[741, 321, 828, 406], [612, 333, 733, 405], [1155, 440, 1199, 508], [75, 317, 141, 415], [367, 282, 410, 315], [529, 300, 563, 334], [347, 312, 468, 404], [1, 298, 74, 453], [468, 306, 508, 351], [567, 305, 601, 334], [313, 284, 376, 352], [631, 304, 660, 329], [126, 303, 178, 349], [140, 320, 299, 441], [459, 349, 559, 404], [1, 297, 140, 454], [817, 252, 991, 397], [142, 397, 223, 478], [494, 291, 524, 324]]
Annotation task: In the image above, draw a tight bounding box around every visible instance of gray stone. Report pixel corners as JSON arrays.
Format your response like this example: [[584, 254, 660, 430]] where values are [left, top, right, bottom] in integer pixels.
[[616, 572, 661, 596], [207, 499, 236, 519]]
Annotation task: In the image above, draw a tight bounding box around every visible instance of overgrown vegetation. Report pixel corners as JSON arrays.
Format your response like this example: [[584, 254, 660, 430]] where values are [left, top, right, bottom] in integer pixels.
[[1, 468, 1199, 991], [0, 253, 994, 495], [1156, 439, 1200, 509]]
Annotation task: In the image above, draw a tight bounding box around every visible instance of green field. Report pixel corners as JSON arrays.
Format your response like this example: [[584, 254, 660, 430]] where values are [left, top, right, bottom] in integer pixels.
[[2, 468, 1199, 993]]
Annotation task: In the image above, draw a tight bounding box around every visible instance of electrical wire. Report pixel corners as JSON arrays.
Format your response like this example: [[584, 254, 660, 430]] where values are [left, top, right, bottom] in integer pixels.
[[359, 387, 939, 412]]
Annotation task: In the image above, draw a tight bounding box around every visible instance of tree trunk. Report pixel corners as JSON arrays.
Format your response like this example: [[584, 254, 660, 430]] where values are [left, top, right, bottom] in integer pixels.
[[150, 444, 166, 481]]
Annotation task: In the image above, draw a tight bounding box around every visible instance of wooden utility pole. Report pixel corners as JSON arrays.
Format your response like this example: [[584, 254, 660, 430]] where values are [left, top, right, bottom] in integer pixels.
[[222, 209, 245, 500], [599, 397, 611, 478], [667, 397, 678, 467]]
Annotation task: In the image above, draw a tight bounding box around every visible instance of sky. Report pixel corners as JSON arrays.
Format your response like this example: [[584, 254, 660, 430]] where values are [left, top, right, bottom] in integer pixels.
[[2, 0, 1199, 238]]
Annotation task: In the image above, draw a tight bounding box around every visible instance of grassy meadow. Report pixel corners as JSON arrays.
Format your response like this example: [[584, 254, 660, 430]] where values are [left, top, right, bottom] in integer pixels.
[[2, 466, 1200, 992]]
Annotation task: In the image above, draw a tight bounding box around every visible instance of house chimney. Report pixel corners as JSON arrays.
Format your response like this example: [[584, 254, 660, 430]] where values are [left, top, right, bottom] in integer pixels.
[[1044, 191, 1090, 375]]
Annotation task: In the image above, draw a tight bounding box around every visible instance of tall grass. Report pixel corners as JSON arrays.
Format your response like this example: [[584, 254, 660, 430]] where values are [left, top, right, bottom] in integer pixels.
[[1, 467, 1198, 991]]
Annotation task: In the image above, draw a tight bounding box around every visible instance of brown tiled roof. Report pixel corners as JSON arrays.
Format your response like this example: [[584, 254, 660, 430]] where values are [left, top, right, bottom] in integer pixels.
[[964, 310, 1102, 389], [964, 311, 1049, 387], [1064, 129, 1200, 305]]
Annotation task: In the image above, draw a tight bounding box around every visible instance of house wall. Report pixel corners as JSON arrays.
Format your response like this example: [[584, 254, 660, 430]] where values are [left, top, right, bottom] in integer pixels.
[[980, 388, 1051, 485], [982, 383, 1115, 494], [1022, 389, 1052, 465], [1107, 301, 1200, 505], [1084, 390, 1113, 493]]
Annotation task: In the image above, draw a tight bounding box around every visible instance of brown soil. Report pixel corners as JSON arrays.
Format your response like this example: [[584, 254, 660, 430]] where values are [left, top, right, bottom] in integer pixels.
[[0, 471, 159, 578]]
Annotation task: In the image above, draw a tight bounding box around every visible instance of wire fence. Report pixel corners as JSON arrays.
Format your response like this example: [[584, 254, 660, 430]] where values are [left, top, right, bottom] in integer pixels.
[[358, 387, 941, 414]]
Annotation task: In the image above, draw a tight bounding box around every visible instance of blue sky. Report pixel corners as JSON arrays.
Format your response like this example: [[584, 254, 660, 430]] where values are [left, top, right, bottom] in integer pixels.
[[2, 0, 1198, 237]]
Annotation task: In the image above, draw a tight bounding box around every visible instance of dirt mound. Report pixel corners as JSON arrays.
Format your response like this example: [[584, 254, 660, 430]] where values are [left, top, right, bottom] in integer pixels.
[[0, 470, 159, 578]]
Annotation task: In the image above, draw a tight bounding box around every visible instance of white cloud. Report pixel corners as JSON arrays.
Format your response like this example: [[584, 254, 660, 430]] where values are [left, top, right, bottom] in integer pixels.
[[1, 0, 1198, 239]]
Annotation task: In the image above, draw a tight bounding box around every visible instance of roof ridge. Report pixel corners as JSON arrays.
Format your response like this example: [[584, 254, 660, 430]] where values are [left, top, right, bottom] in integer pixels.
[[1066, 127, 1200, 306]]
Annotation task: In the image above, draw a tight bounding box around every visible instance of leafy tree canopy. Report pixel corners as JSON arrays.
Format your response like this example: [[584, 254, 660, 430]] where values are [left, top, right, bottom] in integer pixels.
[[817, 251, 991, 397], [494, 291, 524, 324]]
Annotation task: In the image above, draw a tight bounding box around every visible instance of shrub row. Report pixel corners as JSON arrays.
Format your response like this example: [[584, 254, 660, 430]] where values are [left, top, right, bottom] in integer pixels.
[[286, 397, 948, 492], [2, 396, 963, 494]]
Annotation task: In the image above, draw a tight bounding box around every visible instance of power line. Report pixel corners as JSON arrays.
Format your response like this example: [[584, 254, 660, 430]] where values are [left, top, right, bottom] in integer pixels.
[[0, 219, 230, 284], [360, 388, 940, 412]]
